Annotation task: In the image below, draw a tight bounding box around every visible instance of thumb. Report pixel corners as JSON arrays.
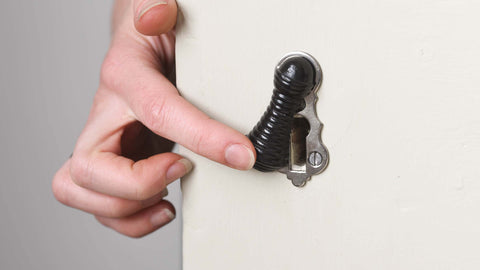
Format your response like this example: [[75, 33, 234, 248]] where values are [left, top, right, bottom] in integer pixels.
[[134, 0, 177, 36]]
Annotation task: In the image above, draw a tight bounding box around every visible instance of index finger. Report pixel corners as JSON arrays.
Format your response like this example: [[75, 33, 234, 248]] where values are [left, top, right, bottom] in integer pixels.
[[112, 56, 256, 170]]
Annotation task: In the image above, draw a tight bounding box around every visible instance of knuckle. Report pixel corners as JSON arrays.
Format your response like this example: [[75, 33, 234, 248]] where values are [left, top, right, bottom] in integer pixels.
[[103, 198, 137, 218], [190, 129, 208, 154], [96, 218, 152, 239], [99, 48, 131, 90], [69, 155, 93, 188], [51, 172, 69, 205], [96, 216, 149, 238], [141, 96, 169, 133], [100, 52, 120, 89], [134, 182, 161, 201], [132, 164, 166, 201], [124, 229, 148, 239], [189, 120, 215, 155]]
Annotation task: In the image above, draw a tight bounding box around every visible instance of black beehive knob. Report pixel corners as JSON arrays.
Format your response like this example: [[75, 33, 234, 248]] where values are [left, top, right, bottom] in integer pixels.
[[248, 55, 318, 172]]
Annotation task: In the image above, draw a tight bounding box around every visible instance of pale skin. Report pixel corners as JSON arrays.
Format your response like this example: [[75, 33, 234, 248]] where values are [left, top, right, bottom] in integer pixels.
[[52, 0, 256, 238]]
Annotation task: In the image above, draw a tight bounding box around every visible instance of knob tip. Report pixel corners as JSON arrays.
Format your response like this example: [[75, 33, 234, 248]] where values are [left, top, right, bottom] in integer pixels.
[[276, 56, 316, 95]]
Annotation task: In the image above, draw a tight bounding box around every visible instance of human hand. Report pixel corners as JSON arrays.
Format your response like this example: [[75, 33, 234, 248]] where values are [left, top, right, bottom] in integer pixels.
[[52, 0, 255, 238]]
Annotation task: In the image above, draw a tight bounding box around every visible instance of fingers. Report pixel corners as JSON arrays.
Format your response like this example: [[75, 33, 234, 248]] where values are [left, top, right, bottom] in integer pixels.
[[133, 0, 177, 36], [53, 160, 176, 237], [52, 160, 170, 218], [119, 63, 256, 170], [69, 151, 192, 201], [96, 201, 175, 238]]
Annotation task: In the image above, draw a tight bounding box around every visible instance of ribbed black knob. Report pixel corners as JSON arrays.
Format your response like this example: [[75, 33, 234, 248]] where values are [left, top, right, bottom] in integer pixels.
[[248, 56, 317, 172]]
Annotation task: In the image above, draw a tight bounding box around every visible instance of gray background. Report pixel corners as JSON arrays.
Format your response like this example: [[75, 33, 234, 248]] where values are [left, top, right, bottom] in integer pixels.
[[0, 1, 182, 269]]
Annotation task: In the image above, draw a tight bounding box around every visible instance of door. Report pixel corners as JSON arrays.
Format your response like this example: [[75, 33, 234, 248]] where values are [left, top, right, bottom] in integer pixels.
[[176, 1, 480, 269]]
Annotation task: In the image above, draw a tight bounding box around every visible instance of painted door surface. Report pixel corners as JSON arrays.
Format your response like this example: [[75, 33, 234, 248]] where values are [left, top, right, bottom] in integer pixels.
[[176, 0, 480, 269]]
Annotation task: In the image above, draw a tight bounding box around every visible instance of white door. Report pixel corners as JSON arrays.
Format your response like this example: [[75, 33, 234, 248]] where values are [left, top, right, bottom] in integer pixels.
[[176, 0, 480, 269]]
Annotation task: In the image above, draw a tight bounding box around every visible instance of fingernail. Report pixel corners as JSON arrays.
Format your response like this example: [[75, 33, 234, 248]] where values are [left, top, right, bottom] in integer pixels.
[[150, 208, 175, 227], [166, 158, 193, 182], [225, 144, 255, 170], [137, 0, 168, 21]]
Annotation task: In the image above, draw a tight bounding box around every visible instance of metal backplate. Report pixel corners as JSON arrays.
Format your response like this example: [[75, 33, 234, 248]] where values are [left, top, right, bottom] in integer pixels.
[[278, 52, 329, 187]]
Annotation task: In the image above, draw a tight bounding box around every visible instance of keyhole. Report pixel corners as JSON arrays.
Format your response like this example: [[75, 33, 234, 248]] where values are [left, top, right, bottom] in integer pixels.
[[290, 117, 310, 171]]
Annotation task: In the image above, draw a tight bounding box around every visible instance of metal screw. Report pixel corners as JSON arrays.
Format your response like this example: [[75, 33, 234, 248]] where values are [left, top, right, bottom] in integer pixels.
[[308, 151, 322, 167]]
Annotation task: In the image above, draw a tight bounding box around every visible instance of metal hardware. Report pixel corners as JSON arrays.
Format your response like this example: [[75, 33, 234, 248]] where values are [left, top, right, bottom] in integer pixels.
[[248, 51, 329, 187]]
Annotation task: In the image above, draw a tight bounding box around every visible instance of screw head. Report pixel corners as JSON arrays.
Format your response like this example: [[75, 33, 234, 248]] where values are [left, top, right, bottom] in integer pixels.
[[308, 151, 322, 167]]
